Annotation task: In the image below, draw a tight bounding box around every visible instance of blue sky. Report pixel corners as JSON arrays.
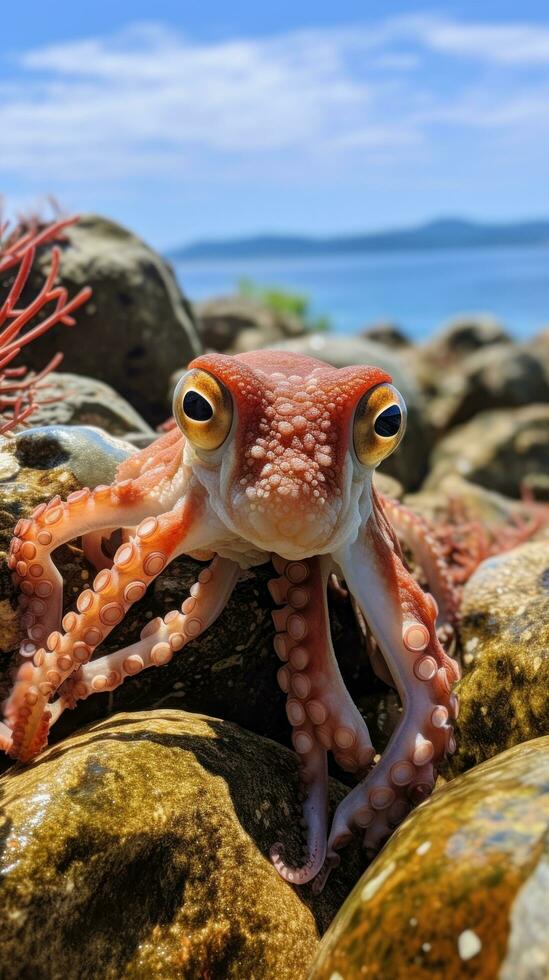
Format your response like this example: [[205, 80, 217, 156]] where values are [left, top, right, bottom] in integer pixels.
[[2, 2, 549, 248]]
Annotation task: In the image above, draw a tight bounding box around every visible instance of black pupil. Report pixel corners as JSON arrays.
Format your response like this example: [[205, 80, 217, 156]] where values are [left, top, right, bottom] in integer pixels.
[[374, 404, 401, 437], [183, 390, 213, 421]]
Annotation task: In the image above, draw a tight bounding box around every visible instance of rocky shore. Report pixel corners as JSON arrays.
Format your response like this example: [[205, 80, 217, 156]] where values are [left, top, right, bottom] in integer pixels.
[[0, 215, 547, 979]]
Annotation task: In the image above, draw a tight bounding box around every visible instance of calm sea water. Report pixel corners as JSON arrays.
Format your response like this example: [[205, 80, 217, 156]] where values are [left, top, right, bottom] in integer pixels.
[[174, 244, 549, 342]]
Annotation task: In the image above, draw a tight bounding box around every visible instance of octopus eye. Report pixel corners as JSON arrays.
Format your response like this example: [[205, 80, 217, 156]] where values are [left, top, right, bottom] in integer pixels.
[[173, 368, 233, 451], [353, 384, 407, 467]]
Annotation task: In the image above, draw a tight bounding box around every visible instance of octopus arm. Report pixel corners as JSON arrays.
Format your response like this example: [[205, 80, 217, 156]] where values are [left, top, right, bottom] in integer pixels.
[[268, 554, 376, 885], [4, 490, 210, 761], [379, 493, 460, 628], [326, 518, 460, 866], [50, 556, 240, 724]]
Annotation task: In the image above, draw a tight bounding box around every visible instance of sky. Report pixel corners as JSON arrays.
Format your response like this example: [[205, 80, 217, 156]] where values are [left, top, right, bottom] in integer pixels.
[[2, 1, 549, 249]]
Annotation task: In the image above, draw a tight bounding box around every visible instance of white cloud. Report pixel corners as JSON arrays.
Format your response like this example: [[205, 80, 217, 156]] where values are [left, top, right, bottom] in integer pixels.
[[1, 15, 549, 188], [400, 14, 549, 65]]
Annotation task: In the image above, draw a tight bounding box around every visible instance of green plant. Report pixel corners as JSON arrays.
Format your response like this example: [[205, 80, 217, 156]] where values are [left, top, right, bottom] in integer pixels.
[[238, 278, 330, 333]]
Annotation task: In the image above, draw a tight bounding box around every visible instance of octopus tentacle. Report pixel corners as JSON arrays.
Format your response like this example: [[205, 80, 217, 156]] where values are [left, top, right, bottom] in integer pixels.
[[5, 495, 206, 760], [325, 515, 459, 873], [8, 487, 166, 660], [270, 555, 375, 776], [269, 553, 376, 885], [379, 493, 460, 628], [8, 427, 187, 660], [50, 556, 240, 722], [268, 555, 330, 885]]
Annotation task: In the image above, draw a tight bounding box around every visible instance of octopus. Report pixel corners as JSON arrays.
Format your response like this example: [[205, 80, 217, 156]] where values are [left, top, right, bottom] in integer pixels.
[[1, 350, 460, 889]]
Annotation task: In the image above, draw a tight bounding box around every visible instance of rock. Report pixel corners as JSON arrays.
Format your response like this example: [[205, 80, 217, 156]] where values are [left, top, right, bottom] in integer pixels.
[[425, 404, 549, 499], [28, 372, 155, 438], [425, 313, 511, 364], [427, 343, 549, 432], [5, 425, 136, 487], [310, 736, 549, 979], [196, 295, 306, 354], [0, 447, 388, 765], [529, 328, 549, 384], [16, 215, 202, 425], [359, 322, 411, 349], [272, 334, 431, 490], [447, 541, 549, 776], [0, 710, 364, 980]]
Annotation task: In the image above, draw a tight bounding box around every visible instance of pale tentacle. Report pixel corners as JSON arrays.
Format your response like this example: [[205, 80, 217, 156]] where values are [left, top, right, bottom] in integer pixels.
[[379, 493, 459, 628], [268, 554, 375, 886], [4, 493, 208, 760], [326, 515, 460, 869], [8, 427, 186, 657], [50, 556, 240, 723], [268, 555, 331, 885], [270, 555, 375, 776]]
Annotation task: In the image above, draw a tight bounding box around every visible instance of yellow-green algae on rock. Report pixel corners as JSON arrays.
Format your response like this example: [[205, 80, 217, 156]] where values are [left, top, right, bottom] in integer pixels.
[[448, 540, 549, 776], [0, 710, 364, 980], [309, 737, 549, 980]]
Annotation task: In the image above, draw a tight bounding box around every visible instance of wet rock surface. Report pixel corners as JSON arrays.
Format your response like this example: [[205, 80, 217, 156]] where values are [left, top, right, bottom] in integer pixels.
[[310, 737, 549, 980], [0, 710, 364, 980], [18, 215, 202, 425], [448, 540, 549, 776]]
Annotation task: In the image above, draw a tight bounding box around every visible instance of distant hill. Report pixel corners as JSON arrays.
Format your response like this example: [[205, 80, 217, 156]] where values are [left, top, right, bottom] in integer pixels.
[[169, 218, 549, 261]]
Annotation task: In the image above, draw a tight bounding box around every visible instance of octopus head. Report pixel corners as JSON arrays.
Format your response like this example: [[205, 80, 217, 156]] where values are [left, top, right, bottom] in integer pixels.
[[173, 350, 406, 559]]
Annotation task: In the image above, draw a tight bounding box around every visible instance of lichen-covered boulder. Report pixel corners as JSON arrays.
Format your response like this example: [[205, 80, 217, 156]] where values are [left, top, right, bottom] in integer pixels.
[[448, 540, 549, 776], [196, 294, 306, 353], [310, 737, 549, 980], [19, 215, 202, 425], [0, 710, 363, 980], [425, 404, 549, 499]]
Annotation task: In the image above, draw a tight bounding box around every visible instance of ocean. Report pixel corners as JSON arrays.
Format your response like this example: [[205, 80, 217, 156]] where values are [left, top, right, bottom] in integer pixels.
[[174, 243, 549, 342]]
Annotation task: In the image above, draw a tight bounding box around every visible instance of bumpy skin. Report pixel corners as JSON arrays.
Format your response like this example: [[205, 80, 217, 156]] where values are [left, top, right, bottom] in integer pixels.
[[2, 350, 460, 887]]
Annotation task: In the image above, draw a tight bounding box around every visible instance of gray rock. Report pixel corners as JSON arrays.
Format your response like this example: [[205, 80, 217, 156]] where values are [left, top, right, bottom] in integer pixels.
[[428, 343, 549, 431], [359, 322, 411, 349], [17, 215, 202, 425], [425, 404, 549, 499], [196, 294, 306, 354], [425, 313, 511, 364], [29, 372, 155, 438]]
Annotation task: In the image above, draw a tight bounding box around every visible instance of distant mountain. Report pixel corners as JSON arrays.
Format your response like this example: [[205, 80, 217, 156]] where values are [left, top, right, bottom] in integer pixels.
[[169, 217, 549, 261]]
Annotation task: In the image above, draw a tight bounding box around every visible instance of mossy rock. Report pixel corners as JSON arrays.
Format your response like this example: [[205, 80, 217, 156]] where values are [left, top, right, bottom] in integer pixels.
[[0, 710, 364, 980], [448, 540, 549, 776], [310, 737, 549, 979]]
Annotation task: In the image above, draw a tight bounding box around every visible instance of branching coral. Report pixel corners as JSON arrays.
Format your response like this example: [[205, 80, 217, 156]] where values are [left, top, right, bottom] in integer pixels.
[[0, 215, 92, 434]]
